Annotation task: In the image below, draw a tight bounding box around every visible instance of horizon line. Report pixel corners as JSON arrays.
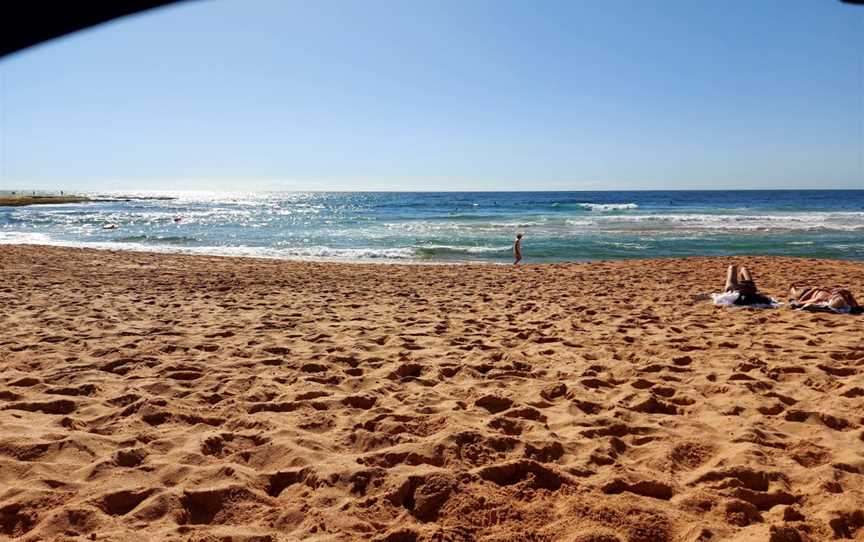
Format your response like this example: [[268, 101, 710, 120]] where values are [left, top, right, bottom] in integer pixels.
[[5, 187, 864, 194]]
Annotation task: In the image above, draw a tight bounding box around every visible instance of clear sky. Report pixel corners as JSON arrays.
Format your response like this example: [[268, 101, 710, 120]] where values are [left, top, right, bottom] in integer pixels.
[[0, 0, 862, 192]]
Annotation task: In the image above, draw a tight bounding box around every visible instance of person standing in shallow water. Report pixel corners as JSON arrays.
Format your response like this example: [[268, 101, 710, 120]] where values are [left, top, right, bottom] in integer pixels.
[[513, 233, 523, 265]]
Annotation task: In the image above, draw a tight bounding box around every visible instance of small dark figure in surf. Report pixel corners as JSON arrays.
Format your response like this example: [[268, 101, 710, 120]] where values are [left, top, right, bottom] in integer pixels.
[[513, 233, 523, 265], [174, 216, 182, 223]]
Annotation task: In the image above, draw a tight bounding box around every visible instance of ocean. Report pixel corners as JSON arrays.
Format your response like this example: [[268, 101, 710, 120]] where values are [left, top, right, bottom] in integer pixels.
[[1, 190, 863, 263]]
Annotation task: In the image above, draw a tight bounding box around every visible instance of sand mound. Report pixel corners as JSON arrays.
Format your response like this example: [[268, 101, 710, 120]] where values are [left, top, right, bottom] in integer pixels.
[[1, 246, 862, 541]]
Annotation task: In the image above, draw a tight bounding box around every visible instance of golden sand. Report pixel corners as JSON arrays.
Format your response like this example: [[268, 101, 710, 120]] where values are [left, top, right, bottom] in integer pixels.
[[1, 246, 862, 541]]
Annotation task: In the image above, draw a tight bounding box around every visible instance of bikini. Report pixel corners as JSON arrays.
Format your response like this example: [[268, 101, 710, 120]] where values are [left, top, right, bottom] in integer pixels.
[[791, 287, 861, 313]]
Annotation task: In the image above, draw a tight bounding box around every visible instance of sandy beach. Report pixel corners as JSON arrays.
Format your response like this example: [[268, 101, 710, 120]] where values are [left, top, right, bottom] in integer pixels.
[[1, 245, 862, 541]]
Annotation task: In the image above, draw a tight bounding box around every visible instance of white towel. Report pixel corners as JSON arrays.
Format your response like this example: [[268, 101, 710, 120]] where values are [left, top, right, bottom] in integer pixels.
[[710, 291, 781, 309]]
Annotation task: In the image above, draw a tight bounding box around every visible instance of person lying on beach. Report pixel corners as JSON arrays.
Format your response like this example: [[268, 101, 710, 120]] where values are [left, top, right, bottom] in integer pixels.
[[788, 285, 861, 313], [711, 264, 776, 307], [513, 233, 523, 265]]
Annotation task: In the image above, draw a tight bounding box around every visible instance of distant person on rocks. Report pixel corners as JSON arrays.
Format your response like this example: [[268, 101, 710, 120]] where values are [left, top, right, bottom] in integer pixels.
[[513, 233, 523, 265], [789, 285, 861, 313]]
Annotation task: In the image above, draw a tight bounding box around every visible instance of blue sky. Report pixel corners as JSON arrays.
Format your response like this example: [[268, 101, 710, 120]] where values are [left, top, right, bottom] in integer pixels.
[[0, 0, 861, 191]]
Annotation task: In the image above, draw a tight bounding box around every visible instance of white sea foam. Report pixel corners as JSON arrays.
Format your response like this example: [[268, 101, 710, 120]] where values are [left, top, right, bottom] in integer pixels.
[[827, 244, 864, 252], [600, 241, 650, 250], [0, 231, 53, 244], [595, 212, 864, 232], [279, 246, 417, 259], [0, 231, 420, 261], [380, 211, 864, 235], [577, 202, 639, 211], [418, 244, 511, 254], [0, 229, 519, 263]]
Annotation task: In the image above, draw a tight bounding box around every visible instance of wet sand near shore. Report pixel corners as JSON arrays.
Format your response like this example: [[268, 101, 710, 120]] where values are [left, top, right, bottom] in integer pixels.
[[1, 245, 862, 541]]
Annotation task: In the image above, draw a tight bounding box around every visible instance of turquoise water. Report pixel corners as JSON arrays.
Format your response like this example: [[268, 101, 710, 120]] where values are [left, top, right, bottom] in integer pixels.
[[2, 190, 863, 262]]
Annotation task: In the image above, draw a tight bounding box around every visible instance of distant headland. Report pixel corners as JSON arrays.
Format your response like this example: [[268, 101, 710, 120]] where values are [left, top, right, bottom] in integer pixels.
[[0, 192, 176, 207]]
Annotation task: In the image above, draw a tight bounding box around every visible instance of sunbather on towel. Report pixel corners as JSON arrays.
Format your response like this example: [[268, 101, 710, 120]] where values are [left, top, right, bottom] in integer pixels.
[[789, 285, 861, 313], [720, 264, 775, 306]]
